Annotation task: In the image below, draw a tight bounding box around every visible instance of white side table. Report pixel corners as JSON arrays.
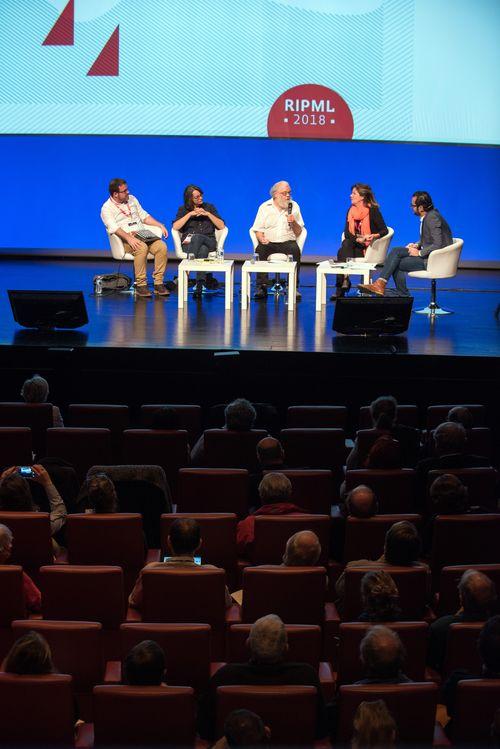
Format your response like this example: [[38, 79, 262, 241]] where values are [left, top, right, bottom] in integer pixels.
[[241, 260, 298, 311], [177, 258, 234, 310], [315, 260, 377, 311]]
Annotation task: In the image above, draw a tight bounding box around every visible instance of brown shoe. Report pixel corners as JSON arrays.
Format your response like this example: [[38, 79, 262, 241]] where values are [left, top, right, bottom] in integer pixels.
[[153, 284, 170, 296], [135, 285, 152, 298], [358, 278, 387, 296]]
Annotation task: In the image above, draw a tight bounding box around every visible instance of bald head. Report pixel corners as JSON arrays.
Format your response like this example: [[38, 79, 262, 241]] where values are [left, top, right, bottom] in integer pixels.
[[360, 625, 405, 679], [249, 614, 287, 664], [459, 570, 497, 618], [256, 437, 284, 468], [434, 421, 467, 455], [283, 530, 321, 567], [346, 485, 378, 519]]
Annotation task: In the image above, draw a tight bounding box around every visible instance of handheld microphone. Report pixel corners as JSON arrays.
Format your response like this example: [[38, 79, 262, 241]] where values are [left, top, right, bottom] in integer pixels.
[[287, 201, 293, 215]]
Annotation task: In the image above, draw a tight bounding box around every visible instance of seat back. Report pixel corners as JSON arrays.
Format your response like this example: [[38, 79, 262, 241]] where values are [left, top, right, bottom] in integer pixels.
[[140, 404, 203, 444], [119, 623, 211, 692], [217, 684, 317, 745], [425, 237, 463, 279], [286, 405, 347, 429], [0, 427, 32, 470], [0, 565, 26, 625], [227, 624, 322, 669], [141, 567, 227, 627], [437, 564, 500, 616], [427, 468, 499, 511], [67, 404, 129, 461], [430, 514, 500, 572], [12, 619, 103, 691], [343, 515, 421, 564], [251, 514, 331, 565], [338, 683, 438, 743], [46, 427, 113, 481], [280, 428, 346, 471], [160, 513, 237, 574], [426, 403, 486, 430], [177, 469, 249, 518], [346, 469, 417, 514], [363, 226, 394, 264], [173, 226, 228, 260], [337, 622, 428, 684], [40, 565, 125, 628], [358, 404, 419, 430], [203, 429, 268, 471], [342, 565, 430, 621], [453, 679, 500, 744], [66, 514, 145, 594], [442, 622, 484, 679], [93, 684, 196, 746], [0, 673, 74, 745], [263, 469, 334, 515], [0, 512, 53, 574], [0, 402, 53, 456], [242, 566, 326, 624], [122, 430, 189, 497]]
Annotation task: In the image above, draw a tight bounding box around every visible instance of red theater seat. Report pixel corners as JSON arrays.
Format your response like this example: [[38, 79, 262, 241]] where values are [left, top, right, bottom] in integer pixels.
[[436, 564, 500, 616], [341, 565, 430, 621], [287, 405, 347, 429], [0, 402, 53, 457], [203, 429, 268, 471], [0, 512, 53, 580], [263, 469, 334, 515], [430, 514, 500, 573], [46, 427, 113, 481], [68, 403, 130, 461], [426, 403, 486, 430], [140, 404, 203, 444], [0, 427, 32, 471], [343, 514, 421, 564], [122, 429, 190, 497], [359, 404, 419, 429], [453, 679, 500, 744], [345, 469, 417, 514], [251, 514, 331, 566], [177, 468, 250, 518]]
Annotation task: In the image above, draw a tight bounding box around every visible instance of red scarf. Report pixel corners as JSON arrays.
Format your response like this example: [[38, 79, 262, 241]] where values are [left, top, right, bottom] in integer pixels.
[[348, 204, 371, 246]]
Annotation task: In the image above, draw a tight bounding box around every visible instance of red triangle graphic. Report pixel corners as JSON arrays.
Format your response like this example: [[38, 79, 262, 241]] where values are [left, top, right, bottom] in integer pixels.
[[43, 0, 74, 46], [87, 26, 120, 77]]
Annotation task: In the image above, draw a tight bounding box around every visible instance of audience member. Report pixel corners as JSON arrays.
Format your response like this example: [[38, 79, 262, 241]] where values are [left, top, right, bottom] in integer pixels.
[[191, 398, 258, 465], [0, 524, 41, 613], [344, 486, 378, 519], [237, 473, 307, 556], [85, 472, 119, 514], [364, 435, 402, 469], [282, 530, 321, 567], [198, 614, 327, 739], [423, 473, 469, 550], [20, 374, 64, 427], [351, 699, 397, 749], [128, 518, 232, 609], [359, 570, 402, 622], [335, 520, 424, 601], [212, 709, 270, 749], [416, 421, 491, 488], [447, 406, 474, 431], [256, 437, 286, 470], [443, 615, 500, 730], [123, 640, 166, 686], [3, 631, 54, 674], [427, 569, 498, 671], [356, 625, 411, 684], [0, 465, 67, 536], [346, 396, 420, 469]]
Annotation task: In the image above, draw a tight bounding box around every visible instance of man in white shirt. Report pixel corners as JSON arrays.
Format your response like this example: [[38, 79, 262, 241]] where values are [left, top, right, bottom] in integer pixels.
[[101, 178, 169, 298], [251, 181, 305, 300]]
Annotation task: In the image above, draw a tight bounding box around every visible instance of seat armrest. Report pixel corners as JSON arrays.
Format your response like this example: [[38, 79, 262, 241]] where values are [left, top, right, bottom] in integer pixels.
[[146, 548, 161, 563], [104, 659, 121, 683], [126, 606, 142, 622], [319, 661, 335, 701], [225, 603, 242, 624], [75, 723, 94, 749]]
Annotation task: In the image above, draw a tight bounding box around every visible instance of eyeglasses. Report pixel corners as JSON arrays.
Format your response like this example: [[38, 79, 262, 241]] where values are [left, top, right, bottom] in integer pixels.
[[278, 191, 292, 196], [118, 188, 129, 193], [410, 203, 417, 208]]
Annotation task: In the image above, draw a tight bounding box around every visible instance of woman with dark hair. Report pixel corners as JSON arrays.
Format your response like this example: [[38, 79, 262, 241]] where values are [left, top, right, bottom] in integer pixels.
[[172, 184, 225, 298], [3, 631, 55, 675], [86, 472, 119, 514], [332, 183, 388, 299], [0, 465, 67, 536], [359, 570, 402, 622]]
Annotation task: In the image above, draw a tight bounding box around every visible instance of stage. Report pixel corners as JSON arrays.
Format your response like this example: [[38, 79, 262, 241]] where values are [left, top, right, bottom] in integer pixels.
[[0, 258, 499, 441]]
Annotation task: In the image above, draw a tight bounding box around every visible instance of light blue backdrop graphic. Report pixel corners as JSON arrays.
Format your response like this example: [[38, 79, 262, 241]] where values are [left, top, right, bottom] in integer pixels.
[[0, 0, 499, 144]]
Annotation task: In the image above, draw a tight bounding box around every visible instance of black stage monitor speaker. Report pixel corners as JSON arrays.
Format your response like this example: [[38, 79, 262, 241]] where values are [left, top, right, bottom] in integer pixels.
[[332, 296, 413, 335], [8, 290, 88, 330]]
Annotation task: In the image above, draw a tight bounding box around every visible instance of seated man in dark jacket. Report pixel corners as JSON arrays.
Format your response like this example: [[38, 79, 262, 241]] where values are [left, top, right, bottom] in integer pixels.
[[417, 421, 491, 485], [198, 614, 327, 739]]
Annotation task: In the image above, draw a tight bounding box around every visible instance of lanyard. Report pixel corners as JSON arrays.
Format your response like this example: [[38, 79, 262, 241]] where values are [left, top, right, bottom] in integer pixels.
[[111, 197, 133, 219]]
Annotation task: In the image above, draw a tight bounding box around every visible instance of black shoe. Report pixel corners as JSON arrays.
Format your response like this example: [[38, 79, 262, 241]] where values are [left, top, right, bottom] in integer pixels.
[[341, 278, 352, 294], [204, 275, 220, 291], [295, 289, 302, 301], [254, 285, 268, 300], [192, 281, 203, 299]]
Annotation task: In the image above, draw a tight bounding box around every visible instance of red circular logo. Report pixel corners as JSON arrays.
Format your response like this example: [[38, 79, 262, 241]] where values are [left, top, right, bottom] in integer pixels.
[[267, 83, 354, 140]]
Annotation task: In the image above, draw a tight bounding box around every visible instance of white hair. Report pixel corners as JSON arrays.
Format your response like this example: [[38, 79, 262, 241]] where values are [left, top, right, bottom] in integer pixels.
[[249, 614, 287, 663], [269, 181, 290, 197]]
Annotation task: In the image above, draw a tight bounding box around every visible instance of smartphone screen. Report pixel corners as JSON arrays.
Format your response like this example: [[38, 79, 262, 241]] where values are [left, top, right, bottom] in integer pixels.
[[18, 466, 34, 478]]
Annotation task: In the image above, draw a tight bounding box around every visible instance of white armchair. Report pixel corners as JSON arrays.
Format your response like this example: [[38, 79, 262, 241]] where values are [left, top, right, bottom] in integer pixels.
[[172, 226, 228, 260], [408, 238, 463, 316], [249, 227, 307, 261], [340, 227, 394, 264]]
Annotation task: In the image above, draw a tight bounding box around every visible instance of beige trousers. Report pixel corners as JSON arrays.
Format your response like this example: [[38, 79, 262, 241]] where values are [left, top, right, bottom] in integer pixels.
[[123, 239, 167, 286]]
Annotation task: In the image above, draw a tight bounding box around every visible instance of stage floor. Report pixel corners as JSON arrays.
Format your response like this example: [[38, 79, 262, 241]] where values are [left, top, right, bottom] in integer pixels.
[[0, 258, 499, 359]]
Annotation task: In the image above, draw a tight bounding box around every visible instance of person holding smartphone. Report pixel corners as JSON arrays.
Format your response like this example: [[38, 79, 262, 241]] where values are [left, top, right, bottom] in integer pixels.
[[0, 465, 67, 536], [332, 183, 388, 299]]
